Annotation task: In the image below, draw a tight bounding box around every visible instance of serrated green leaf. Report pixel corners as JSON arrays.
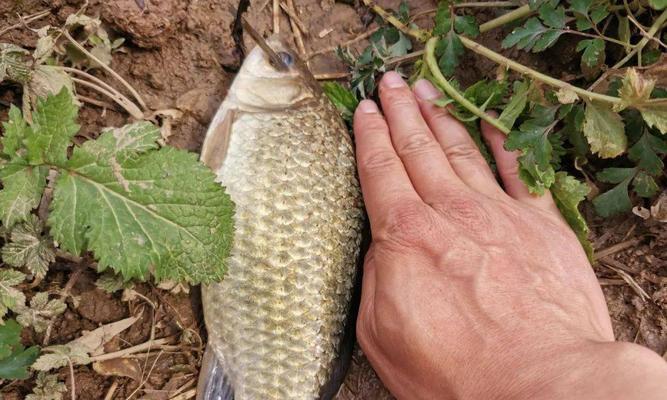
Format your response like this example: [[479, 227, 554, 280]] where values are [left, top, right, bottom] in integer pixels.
[[639, 104, 667, 134], [0, 269, 26, 322], [1, 105, 30, 160], [32, 344, 91, 372], [0, 319, 22, 358], [576, 38, 605, 68], [593, 173, 633, 217], [0, 344, 39, 379], [322, 82, 359, 121], [14, 292, 66, 333], [24, 88, 80, 166], [95, 271, 134, 293], [2, 215, 54, 278], [583, 101, 626, 158], [590, 5, 609, 23], [505, 120, 555, 194], [649, 0, 667, 9], [569, 0, 592, 15], [435, 31, 464, 76], [48, 121, 235, 283], [539, 3, 566, 28], [26, 372, 67, 400], [575, 16, 593, 30], [597, 167, 636, 183], [433, 3, 452, 36], [533, 29, 564, 52], [454, 15, 480, 37], [628, 132, 667, 175], [633, 171, 659, 197], [499, 81, 529, 129], [463, 80, 508, 108], [552, 172, 592, 258], [0, 164, 48, 228], [502, 18, 549, 51]]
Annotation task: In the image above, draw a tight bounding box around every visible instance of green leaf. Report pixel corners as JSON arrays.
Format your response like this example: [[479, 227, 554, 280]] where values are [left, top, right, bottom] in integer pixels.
[[552, 172, 592, 259], [505, 120, 555, 194], [0, 269, 26, 322], [633, 171, 659, 198], [322, 82, 359, 121], [499, 80, 529, 129], [0, 163, 48, 228], [638, 103, 667, 134], [628, 132, 667, 175], [2, 215, 55, 279], [582, 101, 626, 158], [593, 170, 634, 217], [576, 38, 605, 68], [0, 344, 39, 380], [23, 88, 79, 166], [48, 122, 235, 283], [590, 4, 609, 24], [14, 292, 66, 333], [502, 17, 562, 52], [539, 3, 566, 28], [569, 0, 592, 15], [32, 344, 90, 372], [0, 320, 39, 380], [454, 15, 480, 37], [433, 3, 452, 36], [463, 80, 508, 109], [1, 105, 31, 160], [563, 104, 589, 157], [26, 372, 67, 400], [0, 319, 22, 358], [649, 0, 667, 9], [597, 167, 636, 183], [435, 31, 464, 76]]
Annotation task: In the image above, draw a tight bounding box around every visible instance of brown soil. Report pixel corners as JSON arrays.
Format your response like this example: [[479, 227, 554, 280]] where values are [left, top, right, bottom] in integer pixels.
[[0, 0, 665, 399]]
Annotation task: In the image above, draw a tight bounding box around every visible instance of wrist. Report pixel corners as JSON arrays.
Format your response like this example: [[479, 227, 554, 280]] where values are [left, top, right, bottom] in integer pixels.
[[458, 340, 667, 400]]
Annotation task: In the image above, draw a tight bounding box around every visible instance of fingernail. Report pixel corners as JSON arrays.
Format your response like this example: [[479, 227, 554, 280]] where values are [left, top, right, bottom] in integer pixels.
[[382, 71, 406, 88], [358, 99, 379, 114], [414, 79, 441, 100]]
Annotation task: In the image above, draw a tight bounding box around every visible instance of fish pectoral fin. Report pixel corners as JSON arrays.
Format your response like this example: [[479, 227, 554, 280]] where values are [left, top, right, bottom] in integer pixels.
[[196, 345, 235, 400], [201, 107, 238, 173]]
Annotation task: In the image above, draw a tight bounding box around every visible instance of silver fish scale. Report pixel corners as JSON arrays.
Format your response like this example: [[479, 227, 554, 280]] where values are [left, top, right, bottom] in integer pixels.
[[202, 97, 364, 400]]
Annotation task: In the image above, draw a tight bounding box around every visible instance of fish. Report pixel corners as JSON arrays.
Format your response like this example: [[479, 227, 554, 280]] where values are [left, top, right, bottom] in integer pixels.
[[196, 28, 365, 400]]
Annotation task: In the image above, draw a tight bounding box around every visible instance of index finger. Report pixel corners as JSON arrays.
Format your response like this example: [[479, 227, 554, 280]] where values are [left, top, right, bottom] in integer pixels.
[[353, 100, 421, 229]]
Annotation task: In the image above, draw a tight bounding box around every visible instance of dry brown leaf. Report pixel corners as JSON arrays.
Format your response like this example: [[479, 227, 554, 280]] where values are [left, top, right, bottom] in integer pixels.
[[69, 316, 138, 355], [93, 358, 142, 381]]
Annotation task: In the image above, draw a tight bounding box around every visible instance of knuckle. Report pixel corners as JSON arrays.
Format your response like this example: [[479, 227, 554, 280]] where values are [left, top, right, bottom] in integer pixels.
[[398, 131, 438, 157], [356, 116, 387, 135], [382, 87, 417, 108], [376, 202, 434, 247], [434, 195, 491, 239], [361, 150, 397, 173], [444, 141, 483, 162]]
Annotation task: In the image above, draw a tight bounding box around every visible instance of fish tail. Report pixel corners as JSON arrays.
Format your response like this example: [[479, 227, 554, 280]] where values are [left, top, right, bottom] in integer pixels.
[[196, 345, 234, 400]]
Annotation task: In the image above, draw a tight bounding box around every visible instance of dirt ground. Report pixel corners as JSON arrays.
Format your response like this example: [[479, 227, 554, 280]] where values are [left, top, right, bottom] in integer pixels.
[[0, 0, 666, 399]]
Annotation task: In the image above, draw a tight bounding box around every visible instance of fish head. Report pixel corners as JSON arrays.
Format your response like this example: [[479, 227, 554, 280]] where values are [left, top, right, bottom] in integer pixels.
[[230, 36, 320, 110]]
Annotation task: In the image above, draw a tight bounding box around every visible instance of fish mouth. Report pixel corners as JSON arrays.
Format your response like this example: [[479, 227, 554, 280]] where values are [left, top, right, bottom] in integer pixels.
[[241, 17, 290, 72]]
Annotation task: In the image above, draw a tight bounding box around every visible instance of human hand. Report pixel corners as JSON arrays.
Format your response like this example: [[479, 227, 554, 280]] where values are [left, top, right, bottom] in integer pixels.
[[353, 71, 667, 400]]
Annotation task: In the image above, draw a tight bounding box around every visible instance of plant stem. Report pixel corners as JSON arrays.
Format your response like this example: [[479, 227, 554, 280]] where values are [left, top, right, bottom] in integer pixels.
[[63, 30, 148, 113], [362, 0, 430, 41], [71, 77, 145, 119], [455, 1, 520, 8], [610, 9, 667, 70], [479, 4, 531, 33], [459, 36, 622, 105], [425, 38, 510, 134]]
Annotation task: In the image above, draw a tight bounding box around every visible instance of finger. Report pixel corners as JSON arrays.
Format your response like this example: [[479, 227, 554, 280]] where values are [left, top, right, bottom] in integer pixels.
[[353, 99, 422, 230], [413, 80, 503, 198], [377, 72, 461, 202], [480, 118, 558, 211]]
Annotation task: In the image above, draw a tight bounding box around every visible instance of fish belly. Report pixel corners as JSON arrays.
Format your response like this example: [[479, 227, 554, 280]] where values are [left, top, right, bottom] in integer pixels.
[[202, 101, 363, 400]]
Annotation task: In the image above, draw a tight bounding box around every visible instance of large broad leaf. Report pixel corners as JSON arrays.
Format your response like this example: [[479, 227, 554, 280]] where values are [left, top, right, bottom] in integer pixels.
[[0, 163, 48, 228], [0, 320, 39, 380], [48, 122, 235, 283], [582, 101, 626, 158], [552, 172, 592, 258]]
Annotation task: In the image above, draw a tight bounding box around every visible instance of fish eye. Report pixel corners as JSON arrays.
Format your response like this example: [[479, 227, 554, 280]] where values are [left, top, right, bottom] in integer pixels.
[[278, 51, 293, 66]]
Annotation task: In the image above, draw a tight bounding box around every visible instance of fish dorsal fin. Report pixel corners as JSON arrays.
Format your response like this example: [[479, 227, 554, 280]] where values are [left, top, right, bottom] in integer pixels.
[[201, 107, 238, 173]]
